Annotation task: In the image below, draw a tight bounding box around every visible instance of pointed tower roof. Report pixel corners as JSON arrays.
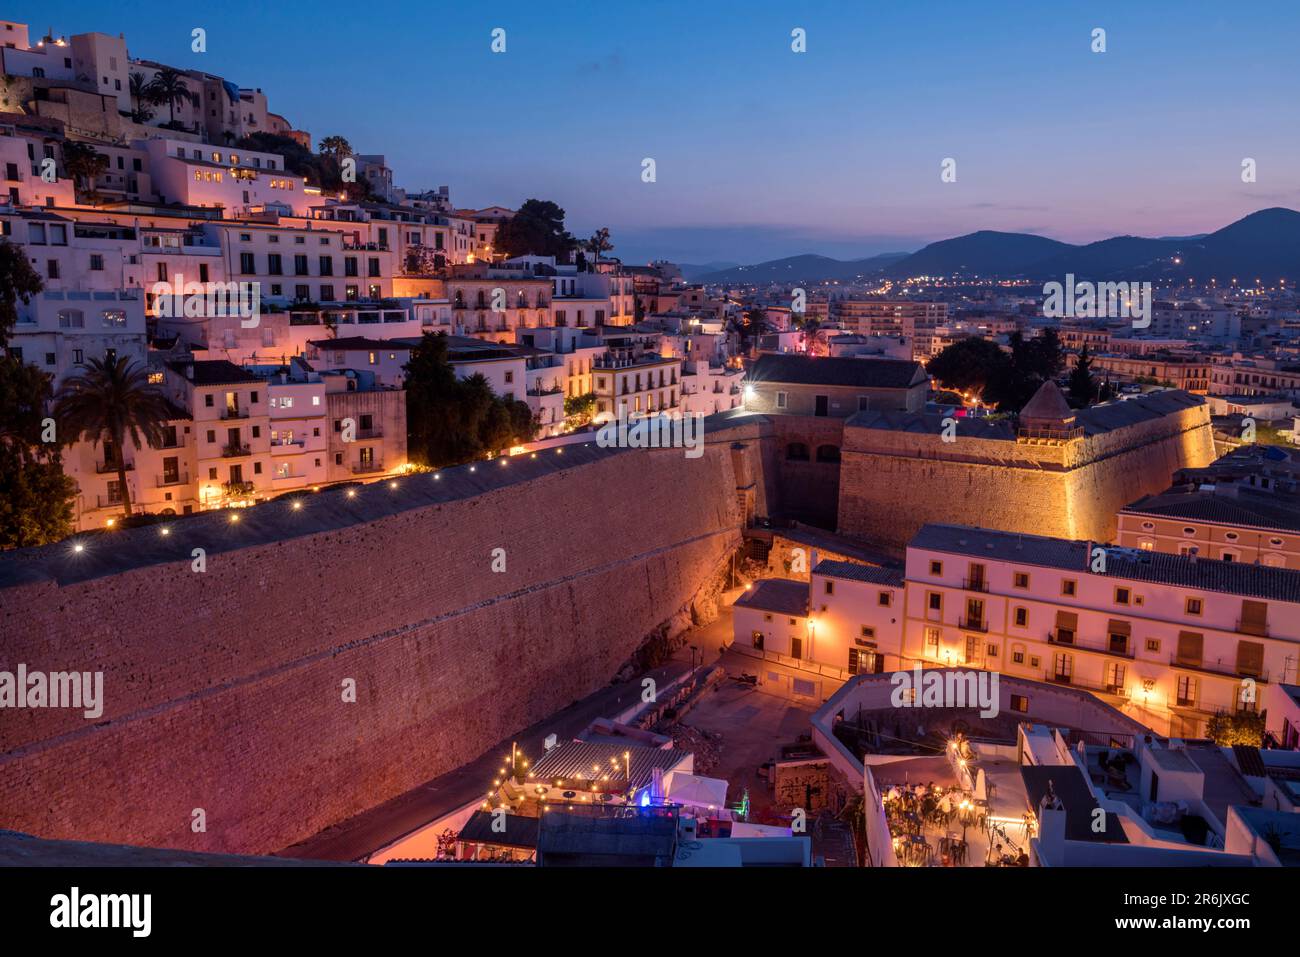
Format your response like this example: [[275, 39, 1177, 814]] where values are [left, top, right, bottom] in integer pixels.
[[1019, 380, 1077, 433]]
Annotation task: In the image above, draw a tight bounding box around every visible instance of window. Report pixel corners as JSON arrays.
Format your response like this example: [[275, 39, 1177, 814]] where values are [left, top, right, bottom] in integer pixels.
[[775, 391, 787, 409], [1115, 587, 1131, 606], [878, 591, 891, 607], [1012, 645, 1025, 664], [986, 644, 998, 657], [1185, 597, 1202, 616], [1062, 579, 1076, 597], [89, 254, 103, 271], [927, 592, 941, 612], [1010, 694, 1028, 714], [1013, 572, 1030, 589], [1014, 607, 1028, 627], [824, 580, 834, 595], [1105, 662, 1127, 692], [924, 627, 940, 656], [929, 560, 943, 575], [1146, 638, 1161, 653]]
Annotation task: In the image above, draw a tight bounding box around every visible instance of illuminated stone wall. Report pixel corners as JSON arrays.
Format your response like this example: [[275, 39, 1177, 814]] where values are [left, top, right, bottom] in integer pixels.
[[0, 442, 742, 856], [837, 399, 1215, 547]]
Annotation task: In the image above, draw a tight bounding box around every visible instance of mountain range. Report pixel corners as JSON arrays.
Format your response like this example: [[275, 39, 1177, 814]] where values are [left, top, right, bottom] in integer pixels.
[[695, 208, 1300, 285]]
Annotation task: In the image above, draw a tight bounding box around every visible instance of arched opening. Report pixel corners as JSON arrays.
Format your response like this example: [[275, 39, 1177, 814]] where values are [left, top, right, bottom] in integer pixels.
[[786, 442, 809, 461]]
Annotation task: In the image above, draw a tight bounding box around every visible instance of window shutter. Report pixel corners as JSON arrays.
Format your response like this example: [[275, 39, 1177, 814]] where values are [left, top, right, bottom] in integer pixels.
[[1235, 641, 1264, 678], [1176, 631, 1203, 667], [1239, 600, 1268, 637]]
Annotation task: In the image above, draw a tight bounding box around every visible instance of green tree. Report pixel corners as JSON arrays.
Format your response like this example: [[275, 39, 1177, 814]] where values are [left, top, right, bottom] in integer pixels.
[[0, 241, 43, 341], [564, 391, 597, 429], [54, 357, 173, 519], [0, 244, 74, 546], [1207, 710, 1264, 747], [1067, 345, 1097, 407], [404, 332, 537, 467], [926, 337, 1010, 399], [61, 141, 110, 200], [496, 200, 575, 259], [318, 135, 353, 158], [585, 227, 614, 270], [145, 68, 190, 127]]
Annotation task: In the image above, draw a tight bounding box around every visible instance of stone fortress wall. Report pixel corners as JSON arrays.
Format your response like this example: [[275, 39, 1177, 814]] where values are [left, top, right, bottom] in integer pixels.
[[0, 441, 745, 856], [836, 395, 1216, 548]]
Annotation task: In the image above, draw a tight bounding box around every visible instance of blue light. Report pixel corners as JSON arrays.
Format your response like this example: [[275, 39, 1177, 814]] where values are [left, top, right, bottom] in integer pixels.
[[639, 789, 651, 807]]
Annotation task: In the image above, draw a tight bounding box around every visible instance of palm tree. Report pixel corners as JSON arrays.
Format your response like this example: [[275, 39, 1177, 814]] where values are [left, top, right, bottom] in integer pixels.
[[585, 227, 614, 271], [319, 135, 352, 158], [728, 307, 769, 356], [127, 71, 154, 123], [145, 68, 189, 127], [54, 356, 173, 519]]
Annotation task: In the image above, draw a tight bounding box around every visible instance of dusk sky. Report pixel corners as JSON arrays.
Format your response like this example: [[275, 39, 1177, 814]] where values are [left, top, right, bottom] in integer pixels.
[[16, 0, 1300, 264]]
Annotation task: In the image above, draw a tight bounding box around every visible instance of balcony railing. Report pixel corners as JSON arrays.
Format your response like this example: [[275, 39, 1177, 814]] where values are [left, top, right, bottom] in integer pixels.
[[1236, 618, 1269, 638], [355, 427, 383, 439], [1047, 629, 1075, 646], [221, 408, 249, 420], [95, 460, 134, 474], [96, 493, 124, 508], [1169, 655, 1269, 683], [221, 443, 252, 458], [222, 480, 255, 497], [962, 578, 989, 593], [959, 617, 988, 633], [351, 461, 384, 474], [157, 472, 189, 487]]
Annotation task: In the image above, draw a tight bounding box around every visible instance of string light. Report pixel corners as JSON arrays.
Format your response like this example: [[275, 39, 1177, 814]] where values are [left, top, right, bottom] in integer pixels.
[[291, 500, 303, 511], [229, 512, 240, 523], [73, 543, 84, 553], [160, 527, 170, 536]]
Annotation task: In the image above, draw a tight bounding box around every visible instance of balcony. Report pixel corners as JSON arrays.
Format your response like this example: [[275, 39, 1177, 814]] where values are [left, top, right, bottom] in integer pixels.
[[95, 493, 124, 508], [958, 617, 988, 633], [1236, 618, 1269, 638], [1047, 629, 1075, 647], [351, 461, 384, 474], [221, 408, 250, 420], [221, 443, 252, 458], [1169, 655, 1269, 683], [95, 460, 134, 474], [156, 472, 189, 487], [355, 427, 383, 439], [223, 480, 255, 497], [962, 577, 989, 593]]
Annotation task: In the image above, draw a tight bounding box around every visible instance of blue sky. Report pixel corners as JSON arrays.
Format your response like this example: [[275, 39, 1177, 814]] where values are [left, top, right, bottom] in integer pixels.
[[13, 1, 1300, 263]]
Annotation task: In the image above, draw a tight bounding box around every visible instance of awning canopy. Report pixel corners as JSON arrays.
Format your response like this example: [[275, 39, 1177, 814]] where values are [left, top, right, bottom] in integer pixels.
[[664, 771, 729, 811]]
